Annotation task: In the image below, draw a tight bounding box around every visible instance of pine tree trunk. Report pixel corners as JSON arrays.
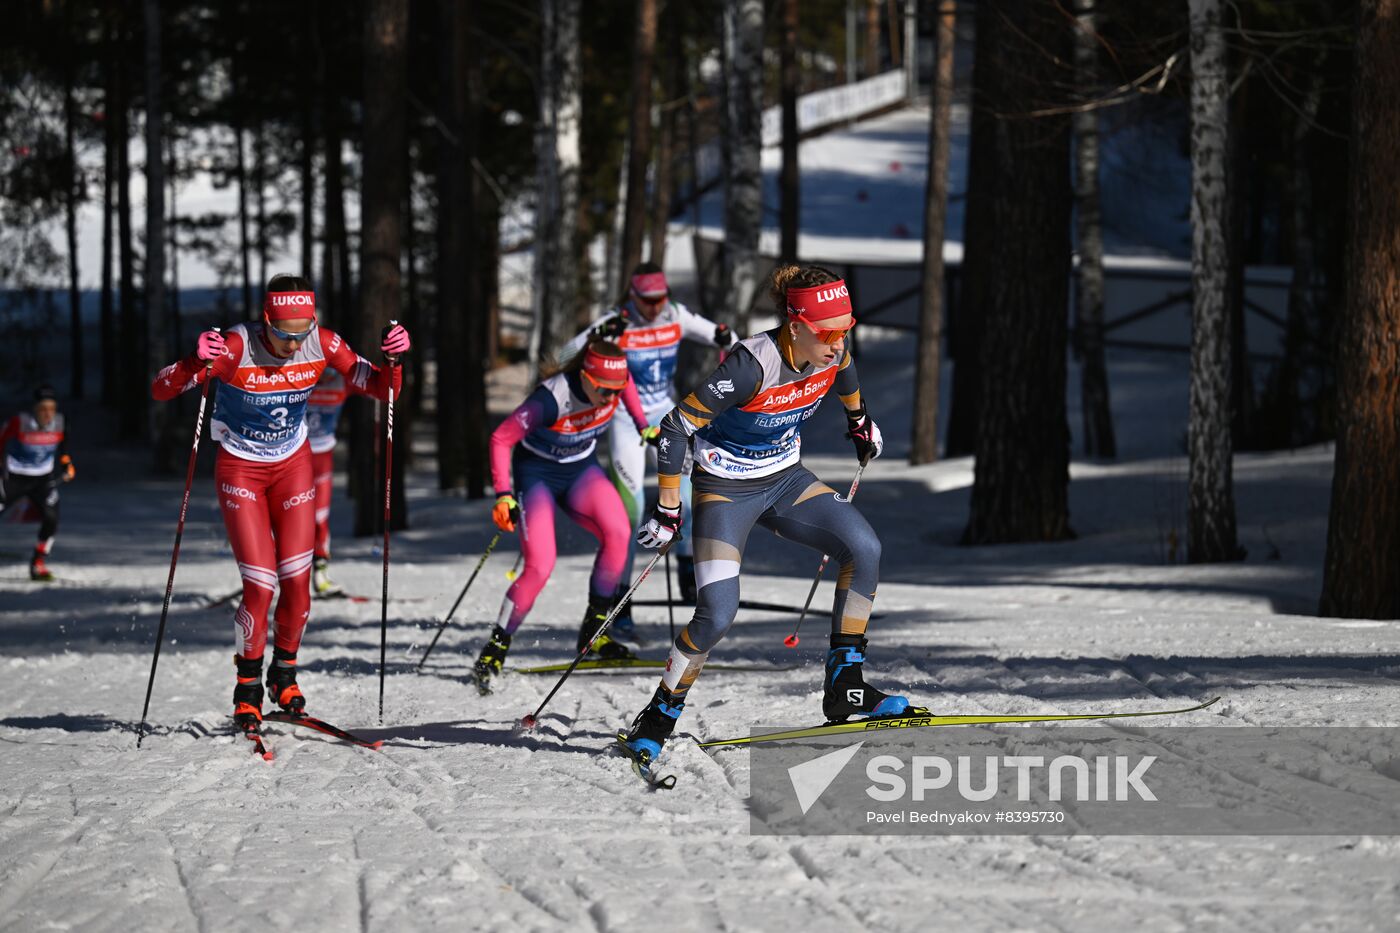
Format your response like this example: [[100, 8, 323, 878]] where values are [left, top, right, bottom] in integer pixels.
[[301, 1, 318, 280], [168, 134, 181, 355], [863, 0, 880, 77], [1319, 0, 1400, 618], [647, 96, 675, 265], [962, 0, 1074, 545], [1227, 74, 1253, 449], [1073, 0, 1115, 459], [944, 0, 996, 458], [910, 0, 954, 466], [355, 0, 409, 537], [1186, 0, 1241, 563], [144, 0, 167, 460], [465, 29, 490, 500], [253, 121, 268, 290], [232, 68, 252, 320], [321, 2, 352, 336], [100, 15, 116, 406], [722, 0, 764, 333], [63, 31, 82, 400], [116, 30, 140, 439], [1277, 63, 1324, 446], [779, 0, 799, 262], [436, 0, 469, 490], [619, 0, 657, 287], [531, 0, 582, 371]]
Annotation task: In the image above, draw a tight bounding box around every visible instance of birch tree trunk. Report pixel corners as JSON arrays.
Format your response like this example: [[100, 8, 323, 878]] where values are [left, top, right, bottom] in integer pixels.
[[1073, 0, 1115, 458], [1319, 0, 1400, 618], [722, 0, 764, 332], [619, 0, 657, 287], [355, 0, 409, 536], [531, 0, 582, 372], [910, 0, 954, 465], [1186, 0, 1241, 562], [962, 0, 1074, 545]]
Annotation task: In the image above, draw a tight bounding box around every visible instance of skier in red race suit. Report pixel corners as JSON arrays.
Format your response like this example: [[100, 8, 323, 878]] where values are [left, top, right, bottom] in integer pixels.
[[0, 385, 76, 581], [151, 273, 410, 730]]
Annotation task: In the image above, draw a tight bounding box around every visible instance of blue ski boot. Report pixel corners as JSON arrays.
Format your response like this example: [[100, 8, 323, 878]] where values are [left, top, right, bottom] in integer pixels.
[[621, 684, 685, 763], [822, 634, 923, 723]]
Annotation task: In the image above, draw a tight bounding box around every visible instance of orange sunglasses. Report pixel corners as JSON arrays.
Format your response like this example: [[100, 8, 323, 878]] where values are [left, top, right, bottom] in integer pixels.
[[791, 313, 856, 346]]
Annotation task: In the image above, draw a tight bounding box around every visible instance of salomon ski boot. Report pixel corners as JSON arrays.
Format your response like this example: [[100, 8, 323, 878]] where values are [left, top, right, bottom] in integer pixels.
[[233, 655, 265, 729], [822, 634, 923, 723], [622, 684, 686, 763], [265, 647, 306, 714], [577, 595, 637, 661], [473, 625, 512, 694]]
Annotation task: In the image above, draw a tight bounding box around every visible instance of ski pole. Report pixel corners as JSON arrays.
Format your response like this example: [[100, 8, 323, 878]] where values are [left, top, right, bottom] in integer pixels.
[[664, 550, 676, 643], [417, 530, 502, 670], [521, 537, 676, 731], [378, 324, 400, 723], [506, 551, 522, 581], [783, 456, 871, 649], [137, 345, 215, 747]]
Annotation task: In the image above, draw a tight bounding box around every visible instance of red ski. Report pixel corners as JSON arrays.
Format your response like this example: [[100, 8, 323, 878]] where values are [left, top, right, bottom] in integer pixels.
[[263, 711, 384, 749]]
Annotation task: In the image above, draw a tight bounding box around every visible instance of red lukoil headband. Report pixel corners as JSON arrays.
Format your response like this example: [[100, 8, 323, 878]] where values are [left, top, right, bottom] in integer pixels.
[[583, 347, 629, 389], [631, 271, 668, 298], [264, 291, 317, 322], [786, 280, 852, 322]]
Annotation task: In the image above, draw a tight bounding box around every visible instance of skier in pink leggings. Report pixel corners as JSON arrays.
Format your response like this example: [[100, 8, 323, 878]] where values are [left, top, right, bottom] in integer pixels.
[[471, 339, 657, 692]]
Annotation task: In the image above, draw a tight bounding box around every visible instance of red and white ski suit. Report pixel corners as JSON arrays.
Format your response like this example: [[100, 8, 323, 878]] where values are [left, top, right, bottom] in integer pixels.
[[152, 324, 400, 659]]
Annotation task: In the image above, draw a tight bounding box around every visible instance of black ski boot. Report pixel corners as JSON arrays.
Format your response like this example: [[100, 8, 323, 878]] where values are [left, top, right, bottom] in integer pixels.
[[822, 634, 922, 723], [473, 625, 512, 695], [676, 555, 697, 604], [233, 655, 265, 729], [265, 647, 306, 714], [577, 594, 637, 661], [621, 684, 686, 762]]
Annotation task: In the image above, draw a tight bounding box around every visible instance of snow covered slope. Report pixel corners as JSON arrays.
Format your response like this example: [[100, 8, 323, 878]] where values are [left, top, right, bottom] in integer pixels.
[[4, 322, 1399, 931]]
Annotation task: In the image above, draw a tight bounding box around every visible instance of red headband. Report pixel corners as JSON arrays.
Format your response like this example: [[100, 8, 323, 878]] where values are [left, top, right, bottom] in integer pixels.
[[583, 346, 629, 390], [263, 290, 317, 322], [786, 280, 852, 323], [631, 271, 668, 298]]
